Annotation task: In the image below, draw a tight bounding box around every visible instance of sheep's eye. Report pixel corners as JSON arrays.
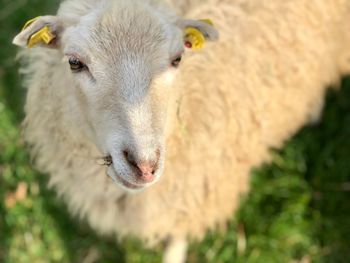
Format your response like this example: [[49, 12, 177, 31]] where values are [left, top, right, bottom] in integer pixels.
[[171, 56, 182, 68], [68, 57, 86, 72]]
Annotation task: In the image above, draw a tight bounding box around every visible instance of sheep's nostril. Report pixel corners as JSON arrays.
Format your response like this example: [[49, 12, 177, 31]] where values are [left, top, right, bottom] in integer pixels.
[[123, 150, 137, 168]]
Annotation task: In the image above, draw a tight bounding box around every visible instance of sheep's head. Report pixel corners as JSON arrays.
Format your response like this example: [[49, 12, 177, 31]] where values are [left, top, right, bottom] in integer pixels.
[[13, 0, 218, 191]]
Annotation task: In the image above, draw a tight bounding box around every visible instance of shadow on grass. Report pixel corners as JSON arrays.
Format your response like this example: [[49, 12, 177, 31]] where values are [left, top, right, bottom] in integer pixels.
[[304, 77, 350, 262]]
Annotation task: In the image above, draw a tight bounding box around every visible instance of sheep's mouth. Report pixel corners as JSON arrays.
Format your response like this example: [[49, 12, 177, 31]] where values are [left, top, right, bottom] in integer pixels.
[[114, 171, 144, 190], [107, 165, 144, 191]]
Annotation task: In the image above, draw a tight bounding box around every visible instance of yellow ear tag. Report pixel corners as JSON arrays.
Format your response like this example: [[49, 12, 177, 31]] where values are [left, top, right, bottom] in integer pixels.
[[184, 19, 214, 50], [185, 27, 205, 50], [22, 16, 55, 48]]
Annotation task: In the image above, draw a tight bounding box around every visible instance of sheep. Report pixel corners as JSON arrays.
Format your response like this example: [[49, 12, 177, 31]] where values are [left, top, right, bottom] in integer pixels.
[[13, 0, 350, 262]]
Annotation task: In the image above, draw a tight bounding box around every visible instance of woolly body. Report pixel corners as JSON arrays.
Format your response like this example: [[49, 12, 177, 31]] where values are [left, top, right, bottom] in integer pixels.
[[19, 0, 350, 257]]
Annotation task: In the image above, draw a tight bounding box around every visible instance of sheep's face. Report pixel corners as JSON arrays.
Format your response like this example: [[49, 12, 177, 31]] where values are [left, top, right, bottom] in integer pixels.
[[63, 4, 184, 191], [13, 1, 218, 191]]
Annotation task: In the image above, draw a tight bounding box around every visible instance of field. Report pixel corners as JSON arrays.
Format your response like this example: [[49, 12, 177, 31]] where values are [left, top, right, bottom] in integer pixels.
[[1, 0, 350, 262]]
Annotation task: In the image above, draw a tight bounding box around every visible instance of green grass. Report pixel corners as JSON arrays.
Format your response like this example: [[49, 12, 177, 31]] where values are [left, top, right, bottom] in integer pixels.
[[1, 1, 350, 262]]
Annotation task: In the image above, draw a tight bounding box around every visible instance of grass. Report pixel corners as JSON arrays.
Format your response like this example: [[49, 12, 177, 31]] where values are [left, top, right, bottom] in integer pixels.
[[1, 1, 350, 262]]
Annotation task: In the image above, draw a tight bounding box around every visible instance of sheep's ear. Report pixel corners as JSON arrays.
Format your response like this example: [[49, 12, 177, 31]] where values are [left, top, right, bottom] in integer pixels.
[[178, 19, 219, 50], [13, 16, 67, 49]]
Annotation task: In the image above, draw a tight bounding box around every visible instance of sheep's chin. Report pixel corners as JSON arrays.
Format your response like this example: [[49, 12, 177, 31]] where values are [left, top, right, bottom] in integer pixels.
[[107, 167, 146, 192]]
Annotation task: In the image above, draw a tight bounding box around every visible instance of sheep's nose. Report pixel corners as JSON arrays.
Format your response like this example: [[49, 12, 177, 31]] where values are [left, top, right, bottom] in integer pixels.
[[123, 150, 158, 183]]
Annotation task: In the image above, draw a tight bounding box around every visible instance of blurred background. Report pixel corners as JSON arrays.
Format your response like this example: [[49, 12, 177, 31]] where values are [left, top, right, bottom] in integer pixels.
[[1, 0, 350, 262]]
